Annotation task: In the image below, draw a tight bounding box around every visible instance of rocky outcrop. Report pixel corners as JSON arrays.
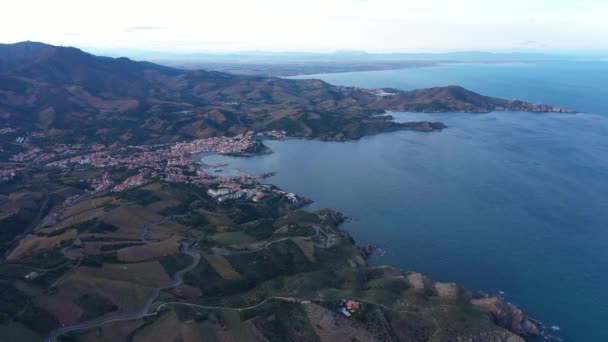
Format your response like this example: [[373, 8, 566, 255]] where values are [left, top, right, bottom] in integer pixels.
[[303, 302, 380, 342], [372, 86, 575, 114], [472, 297, 542, 337], [453, 331, 525, 342]]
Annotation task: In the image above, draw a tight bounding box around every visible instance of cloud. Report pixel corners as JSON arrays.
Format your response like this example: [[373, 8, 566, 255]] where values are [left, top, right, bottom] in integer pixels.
[[518, 40, 547, 49], [520, 40, 538, 45], [3, 0, 606, 52], [125, 26, 167, 32]]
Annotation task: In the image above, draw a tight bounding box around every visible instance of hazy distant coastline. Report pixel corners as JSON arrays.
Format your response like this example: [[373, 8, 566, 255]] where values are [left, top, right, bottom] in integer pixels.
[[147, 58, 552, 77], [146, 59, 442, 77], [82, 49, 571, 77]]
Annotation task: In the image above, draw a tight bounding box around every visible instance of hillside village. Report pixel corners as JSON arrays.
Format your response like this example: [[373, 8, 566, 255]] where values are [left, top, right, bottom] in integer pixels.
[[1, 129, 307, 210]]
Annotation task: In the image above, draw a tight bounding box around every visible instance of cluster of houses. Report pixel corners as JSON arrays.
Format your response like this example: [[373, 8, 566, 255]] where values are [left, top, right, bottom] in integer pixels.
[[336, 299, 362, 317], [42, 134, 257, 174], [206, 180, 304, 204], [0, 127, 16, 135], [0, 167, 19, 182], [112, 173, 145, 192], [207, 184, 267, 203], [169, 131, 257, 156], [88, 172, 113, 192], [65, 172, 145, 198], [258, 130, 287, 140], [9, 148, 41, 162]]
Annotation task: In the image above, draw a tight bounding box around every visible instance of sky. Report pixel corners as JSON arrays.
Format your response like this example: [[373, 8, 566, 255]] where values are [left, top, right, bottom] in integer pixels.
[[2, 0, 607, 53]]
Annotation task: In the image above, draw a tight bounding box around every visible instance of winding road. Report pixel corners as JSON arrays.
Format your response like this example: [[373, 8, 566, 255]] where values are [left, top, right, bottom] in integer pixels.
[[45, 217, 201, 342], [147, 296, 299, 316], [223, 225, 323, 256], [45, 220, 325, 341]]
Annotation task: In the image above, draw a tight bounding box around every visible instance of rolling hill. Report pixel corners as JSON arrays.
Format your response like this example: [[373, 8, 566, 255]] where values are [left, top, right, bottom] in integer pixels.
[[0, 42, 573, 143]]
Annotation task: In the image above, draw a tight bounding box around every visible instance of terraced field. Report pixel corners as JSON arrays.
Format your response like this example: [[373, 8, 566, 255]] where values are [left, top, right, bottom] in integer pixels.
[[1, 180, 541, 342]]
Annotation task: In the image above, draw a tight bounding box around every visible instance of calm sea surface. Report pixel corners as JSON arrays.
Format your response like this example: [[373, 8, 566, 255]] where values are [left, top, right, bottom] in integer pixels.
[[205, 62, 608, 341]]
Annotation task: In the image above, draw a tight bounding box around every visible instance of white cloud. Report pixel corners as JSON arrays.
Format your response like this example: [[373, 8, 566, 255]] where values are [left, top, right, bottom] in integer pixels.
[[1, 0, 606, 52], [124, 26, 167, 33]]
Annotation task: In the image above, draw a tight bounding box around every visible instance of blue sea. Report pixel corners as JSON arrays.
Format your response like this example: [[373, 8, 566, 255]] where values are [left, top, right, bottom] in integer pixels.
[[204, 62, 608, 341]]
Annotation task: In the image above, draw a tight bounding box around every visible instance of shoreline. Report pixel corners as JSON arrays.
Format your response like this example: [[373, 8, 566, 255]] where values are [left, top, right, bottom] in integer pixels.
[[203, 136, 555, 340]]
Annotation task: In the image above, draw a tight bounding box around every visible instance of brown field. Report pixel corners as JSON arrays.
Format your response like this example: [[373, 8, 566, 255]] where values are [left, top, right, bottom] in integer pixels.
[[82, 240, 143, 248], [39, 207, 106, 234], [1, 192, 41, 212], [145, 200, 176, 213], [204, 254, 243, 280], [149, 220, 187, 238], [35, 293, 83, 325], [210, 311, 266, 341], [133, 310, 257, 342], [51, 186, 81, 198], [145, 199, 179, 213], [78, 319, 145, 342], [72, 261, 171, 287], [83, 244, 102, 256], [133, 311, 182, 342], [79, 232, 143, 241], [103, 206, 162, 237], [179, 322, 206, 342], [7, 229, 77, 260], [60, 196, 116, 220], [291, 237, 317, 263], [7, 191, 44, 201], [171, 284, 202, 298], [139, 183, 163, 192], [146, 230, 174, 241], [117, 235, 183, 262], [64, 247, 85, 259], [141, 183, 182, 213]]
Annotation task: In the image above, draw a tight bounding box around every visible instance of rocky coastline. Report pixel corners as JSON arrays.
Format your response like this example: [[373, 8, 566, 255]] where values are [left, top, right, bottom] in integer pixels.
[[297, 208, 546, 341]]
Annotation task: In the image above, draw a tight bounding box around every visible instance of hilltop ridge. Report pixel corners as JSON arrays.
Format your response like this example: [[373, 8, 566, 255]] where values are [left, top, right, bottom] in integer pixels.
[[0, 42, 573, 144]]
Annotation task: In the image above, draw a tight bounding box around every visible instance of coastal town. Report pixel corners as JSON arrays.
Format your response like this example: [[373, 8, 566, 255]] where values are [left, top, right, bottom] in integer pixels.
[[0, 128, 305, 207]]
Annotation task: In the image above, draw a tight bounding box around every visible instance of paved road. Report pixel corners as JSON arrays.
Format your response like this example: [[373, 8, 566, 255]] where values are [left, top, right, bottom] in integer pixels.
[[147, 296, 298, 316], [45, 218, 200, 342], [45, 218, 323, 341], [224, 225, 321, 256]]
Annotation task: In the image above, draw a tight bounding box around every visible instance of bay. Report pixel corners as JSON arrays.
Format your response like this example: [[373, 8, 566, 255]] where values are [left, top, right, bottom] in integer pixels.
[[204, 62, 608, 341]]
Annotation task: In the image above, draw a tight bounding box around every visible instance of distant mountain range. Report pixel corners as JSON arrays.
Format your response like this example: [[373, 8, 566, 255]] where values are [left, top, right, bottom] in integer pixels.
[[0, 41, 573, 144], [86, 46, 569, 62]]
